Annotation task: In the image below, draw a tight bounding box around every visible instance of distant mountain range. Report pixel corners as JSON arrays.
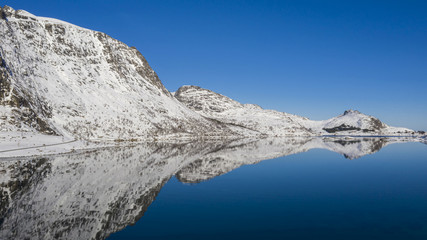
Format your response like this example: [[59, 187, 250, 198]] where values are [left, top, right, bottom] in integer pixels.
[[0, 6, 423, 142], [175, 85, 417, 137]]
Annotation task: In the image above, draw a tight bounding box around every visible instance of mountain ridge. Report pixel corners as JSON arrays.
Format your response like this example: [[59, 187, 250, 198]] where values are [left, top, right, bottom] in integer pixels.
[[175, 85, 417, 137]]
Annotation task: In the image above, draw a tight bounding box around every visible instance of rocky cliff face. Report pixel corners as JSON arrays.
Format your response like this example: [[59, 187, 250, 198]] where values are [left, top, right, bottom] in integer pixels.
[[0, 6, 237, 140], [0, 7, 56, 134]]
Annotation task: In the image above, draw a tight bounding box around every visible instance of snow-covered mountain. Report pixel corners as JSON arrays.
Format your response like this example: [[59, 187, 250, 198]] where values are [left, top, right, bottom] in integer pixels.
[[0, 6, 421, 145], [304, 109, 415, 135], [0, 137, 421, 239], [175, 85, 312, 136], [0, 6, 240, 141], [175, 85, 417, 137]]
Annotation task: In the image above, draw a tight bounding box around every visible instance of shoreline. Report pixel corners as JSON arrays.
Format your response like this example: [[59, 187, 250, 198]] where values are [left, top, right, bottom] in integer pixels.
[[1, 132, 425, 160]]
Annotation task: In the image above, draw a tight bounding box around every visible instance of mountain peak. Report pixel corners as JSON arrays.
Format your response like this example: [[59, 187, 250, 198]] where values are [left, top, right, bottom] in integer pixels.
[[1, 6, 37, 20], [343, 109, 361, 115], [1, 5, 14, 10], [176, 85, 203, 93], [1, 5, 15, 16]]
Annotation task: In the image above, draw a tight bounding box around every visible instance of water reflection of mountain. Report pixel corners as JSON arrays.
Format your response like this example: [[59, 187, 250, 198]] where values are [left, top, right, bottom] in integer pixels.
[[0, 137, 422, 239]]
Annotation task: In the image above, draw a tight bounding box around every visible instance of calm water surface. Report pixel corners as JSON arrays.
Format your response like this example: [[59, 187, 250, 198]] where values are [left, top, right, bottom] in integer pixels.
[[0, 138, 426, 239]]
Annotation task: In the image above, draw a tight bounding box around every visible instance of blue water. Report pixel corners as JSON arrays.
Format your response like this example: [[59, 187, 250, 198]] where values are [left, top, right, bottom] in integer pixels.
[[110, 142, 427, 239]]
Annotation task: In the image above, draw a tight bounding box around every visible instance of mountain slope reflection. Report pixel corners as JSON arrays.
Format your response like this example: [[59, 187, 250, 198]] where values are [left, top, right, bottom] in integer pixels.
[[0, 137, 423, 239]]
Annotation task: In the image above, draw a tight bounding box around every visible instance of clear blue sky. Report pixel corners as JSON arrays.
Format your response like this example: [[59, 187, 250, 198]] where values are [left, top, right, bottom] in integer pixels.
[[5, 0, 427, 130]]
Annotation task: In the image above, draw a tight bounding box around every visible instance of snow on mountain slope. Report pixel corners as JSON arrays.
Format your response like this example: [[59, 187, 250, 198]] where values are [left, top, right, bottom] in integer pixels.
[[0, 6, 238, 141], [304, 110, 415, 135], [175, 85, 313, 136], [175, 86, 418, 137]]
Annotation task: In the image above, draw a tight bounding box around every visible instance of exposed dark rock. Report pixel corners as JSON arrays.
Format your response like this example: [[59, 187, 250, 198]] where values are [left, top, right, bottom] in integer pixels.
[[343, 109, 360, 115], [323, 124, 362, 133]]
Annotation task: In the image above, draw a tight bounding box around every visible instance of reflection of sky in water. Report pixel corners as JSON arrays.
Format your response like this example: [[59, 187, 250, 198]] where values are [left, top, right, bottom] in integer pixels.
[[111, 142, 427, 240]]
